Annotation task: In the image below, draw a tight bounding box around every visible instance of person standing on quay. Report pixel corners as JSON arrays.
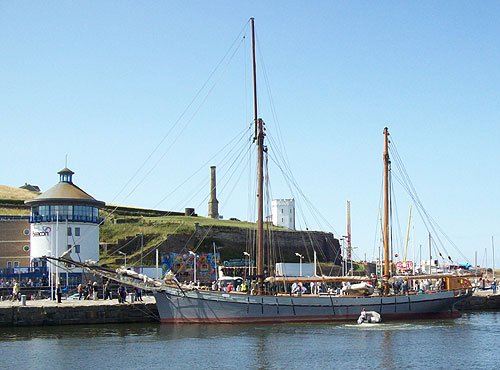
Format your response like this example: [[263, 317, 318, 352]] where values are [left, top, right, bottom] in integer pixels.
[[103, 281, 111, 300], [56, 284, 62, 303], [12, 281, 20, 301], [78, 283, 84, 300], [135, 287, 143, 301], [120, 286, 127, 303], [86, 280, 93, 300], [93, 281, 98, 300]]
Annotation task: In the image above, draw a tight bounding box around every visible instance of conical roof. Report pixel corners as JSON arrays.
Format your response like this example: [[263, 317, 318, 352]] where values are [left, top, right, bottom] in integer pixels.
[[24, 168, 105, 207]]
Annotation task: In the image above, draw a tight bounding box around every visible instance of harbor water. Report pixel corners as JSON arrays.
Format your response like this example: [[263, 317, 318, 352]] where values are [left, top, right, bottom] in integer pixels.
[[1, 311, 498, 370]]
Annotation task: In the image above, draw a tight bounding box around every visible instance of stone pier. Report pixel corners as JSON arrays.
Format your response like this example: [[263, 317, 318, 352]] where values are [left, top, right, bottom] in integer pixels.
[[0, 296, 158, 327]]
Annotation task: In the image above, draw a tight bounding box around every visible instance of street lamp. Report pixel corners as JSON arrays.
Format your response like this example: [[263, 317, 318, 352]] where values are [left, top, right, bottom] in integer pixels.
[[46, 250, 53, 300], [189, 251, 197, 284], [243, 252, 250, 278], [117, 251, 127, 269], [295, 253, 304, 276]]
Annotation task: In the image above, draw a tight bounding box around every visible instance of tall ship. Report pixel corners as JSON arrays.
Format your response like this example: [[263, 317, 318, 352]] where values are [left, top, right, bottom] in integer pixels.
[[50, 18, 472, 324], [150, 19, 472, 323]]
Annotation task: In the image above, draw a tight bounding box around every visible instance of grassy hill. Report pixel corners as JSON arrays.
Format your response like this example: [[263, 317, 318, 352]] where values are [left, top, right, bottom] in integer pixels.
[[0, 184, 39, 200], [1, 183, 306, 268], [0, 184, 39, 215]]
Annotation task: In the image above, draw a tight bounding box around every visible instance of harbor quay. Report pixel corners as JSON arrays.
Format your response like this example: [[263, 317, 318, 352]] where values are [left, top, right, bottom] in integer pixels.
[[0, 296, 159, 327], [455, 289, 500, 310]]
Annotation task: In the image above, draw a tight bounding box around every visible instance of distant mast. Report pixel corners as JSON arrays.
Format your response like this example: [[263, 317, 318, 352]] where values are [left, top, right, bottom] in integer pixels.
[[383, 127, 391, 295], [252, 18, 265, 295], [347, 200, 352, 263]]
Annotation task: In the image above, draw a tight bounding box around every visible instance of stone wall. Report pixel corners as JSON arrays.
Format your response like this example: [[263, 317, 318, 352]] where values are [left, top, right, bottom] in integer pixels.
[[103, 224, 342, 267], [0, 302, 158, 327], [456, 293, 500, 311]]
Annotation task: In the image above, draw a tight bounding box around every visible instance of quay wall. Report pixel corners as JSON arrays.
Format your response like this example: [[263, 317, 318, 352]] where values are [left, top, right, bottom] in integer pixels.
[[0, 301, 159, 327], [456, 293, 500, 311]]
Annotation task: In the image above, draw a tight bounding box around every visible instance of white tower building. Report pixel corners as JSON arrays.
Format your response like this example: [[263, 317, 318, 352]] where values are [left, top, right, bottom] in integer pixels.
[[272, 199, 295, 230], [25, 168, 105, 272]]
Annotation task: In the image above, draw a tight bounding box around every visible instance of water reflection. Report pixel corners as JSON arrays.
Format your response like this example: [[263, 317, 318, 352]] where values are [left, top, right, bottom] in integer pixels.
[[0, 313, 498, 370]]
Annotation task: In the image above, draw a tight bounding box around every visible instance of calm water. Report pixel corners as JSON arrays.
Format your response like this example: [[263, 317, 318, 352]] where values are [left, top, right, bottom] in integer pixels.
[[1, 312, 499, 370]]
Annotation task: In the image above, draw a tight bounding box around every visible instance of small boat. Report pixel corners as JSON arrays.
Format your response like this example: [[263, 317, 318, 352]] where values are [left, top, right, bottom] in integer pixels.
[[342, 282, 374, 296], [357, 309, 382, 324]]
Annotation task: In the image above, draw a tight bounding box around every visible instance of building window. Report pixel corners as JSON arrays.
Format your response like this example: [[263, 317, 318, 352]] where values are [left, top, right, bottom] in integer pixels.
[[7, 262, 12, 268], [281, 209, 283, 213], [67, 227, 72, 236], [74, 245, 80, 253], [14, 262, 19, 268], [23, 229, 30, 235], [67, 245, 72, 251], [23, 245, 30, 252], [75, 227, 80, 236], [281, 218, 284, 222]]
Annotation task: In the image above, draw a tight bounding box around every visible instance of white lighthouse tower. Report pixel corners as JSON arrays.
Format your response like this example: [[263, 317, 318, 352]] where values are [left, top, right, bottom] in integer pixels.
[[25, 168, 105, 274]]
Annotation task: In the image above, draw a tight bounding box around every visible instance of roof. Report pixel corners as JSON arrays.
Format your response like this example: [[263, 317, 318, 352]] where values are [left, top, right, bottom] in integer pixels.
[[24, 181, 105, 207], [57, 167, 75, 175]]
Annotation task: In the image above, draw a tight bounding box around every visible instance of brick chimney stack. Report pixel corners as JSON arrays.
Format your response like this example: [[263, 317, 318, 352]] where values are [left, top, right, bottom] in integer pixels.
[[208, 166, 219, 219]]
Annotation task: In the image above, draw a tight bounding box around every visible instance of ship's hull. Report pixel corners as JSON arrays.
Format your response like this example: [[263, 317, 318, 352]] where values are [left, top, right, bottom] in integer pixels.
[[153, 287, 471, 324]]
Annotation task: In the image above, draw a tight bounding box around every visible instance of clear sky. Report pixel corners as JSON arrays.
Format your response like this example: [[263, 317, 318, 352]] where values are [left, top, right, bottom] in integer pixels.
[[2, 2, 499, 268]]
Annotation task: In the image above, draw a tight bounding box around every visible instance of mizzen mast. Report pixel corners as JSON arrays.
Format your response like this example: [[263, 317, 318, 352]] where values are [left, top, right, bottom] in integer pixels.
[[383, 127, 391, 295], [251, 18, 265, 295]]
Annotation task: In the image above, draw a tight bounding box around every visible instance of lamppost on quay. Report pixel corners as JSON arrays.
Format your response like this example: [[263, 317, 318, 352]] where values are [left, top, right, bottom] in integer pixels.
[[295, 252, 304, 276], [243, 251, 250, 278], [118, 251, 127, 269]]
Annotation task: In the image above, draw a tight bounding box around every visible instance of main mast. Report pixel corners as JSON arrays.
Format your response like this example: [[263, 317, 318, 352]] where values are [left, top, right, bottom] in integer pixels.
[[383, 127, 391, 295], [251, 18, 265, 295]]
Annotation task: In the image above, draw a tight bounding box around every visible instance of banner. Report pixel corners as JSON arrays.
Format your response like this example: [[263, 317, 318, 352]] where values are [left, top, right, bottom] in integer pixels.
[[161, 252, 219, 282]]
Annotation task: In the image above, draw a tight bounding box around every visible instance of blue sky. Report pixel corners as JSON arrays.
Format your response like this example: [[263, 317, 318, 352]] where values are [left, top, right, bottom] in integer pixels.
[[1, 2, 499, 268]]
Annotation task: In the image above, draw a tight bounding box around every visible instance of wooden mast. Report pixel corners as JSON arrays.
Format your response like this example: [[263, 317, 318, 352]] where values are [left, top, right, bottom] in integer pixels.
[[251, 18, 265, 295], [383, 127, 391, 295]]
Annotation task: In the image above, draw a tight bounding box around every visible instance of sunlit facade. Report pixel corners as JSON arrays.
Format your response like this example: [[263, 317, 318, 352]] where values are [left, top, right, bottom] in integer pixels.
[[25, 168, 105, 268]]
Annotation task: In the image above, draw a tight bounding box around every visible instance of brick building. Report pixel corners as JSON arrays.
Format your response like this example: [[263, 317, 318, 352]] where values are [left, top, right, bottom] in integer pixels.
[[0, 217, 31, 268]]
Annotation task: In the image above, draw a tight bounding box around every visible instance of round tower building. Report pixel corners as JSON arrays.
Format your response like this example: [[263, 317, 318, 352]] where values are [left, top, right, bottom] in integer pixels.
[[25, 168, 105, 268]]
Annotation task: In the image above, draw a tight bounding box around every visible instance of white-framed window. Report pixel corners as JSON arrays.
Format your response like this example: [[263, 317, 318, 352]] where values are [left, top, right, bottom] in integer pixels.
[[67, 227, 72, 236], [7, 261, 12, 268], [23, 229, 30, 235], [75, 227, 80, 236], [14, 261, 19, 268], [23, 245, 30, 252]]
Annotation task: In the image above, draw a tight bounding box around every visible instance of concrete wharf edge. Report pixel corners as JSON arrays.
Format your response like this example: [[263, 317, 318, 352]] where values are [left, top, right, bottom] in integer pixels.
[[0, 294, 499, 327], [0, 297, 159, 327]]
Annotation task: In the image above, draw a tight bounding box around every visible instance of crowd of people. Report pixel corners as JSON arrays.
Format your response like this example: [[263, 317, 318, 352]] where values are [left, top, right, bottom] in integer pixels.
[[0, 278, 45, 288], [2, 277, 147, 304]]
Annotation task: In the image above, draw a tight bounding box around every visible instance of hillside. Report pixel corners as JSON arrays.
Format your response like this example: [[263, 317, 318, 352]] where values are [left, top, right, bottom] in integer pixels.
[[0, 184, 341, 268], [99, 214, 340, 268], [0, 184, 39, 200], [0, 184, 39, 215]]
